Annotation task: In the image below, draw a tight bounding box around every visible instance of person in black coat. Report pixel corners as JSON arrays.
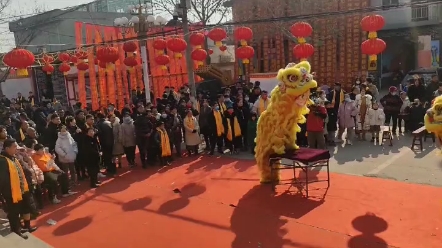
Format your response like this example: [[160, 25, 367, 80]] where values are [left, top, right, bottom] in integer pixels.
[[169, 106, 183, 157], [207, 102, 226, 155], [234, 98, 249, 150], [380, 86, 403, 133], [407, 77, 426, 102], [31, 107, 47, 135], [82, 128, 101, 188], [134, 105, 154, 168], [43, 113, 62, 152], [96, 113, 115, 175]]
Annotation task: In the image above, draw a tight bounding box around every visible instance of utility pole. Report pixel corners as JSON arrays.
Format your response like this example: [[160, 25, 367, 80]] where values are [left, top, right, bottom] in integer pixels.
[[179, 0, 197, 97]]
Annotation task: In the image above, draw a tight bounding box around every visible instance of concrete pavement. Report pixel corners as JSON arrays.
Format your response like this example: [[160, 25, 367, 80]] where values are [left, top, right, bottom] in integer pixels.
[[226, 132, 442, 187]]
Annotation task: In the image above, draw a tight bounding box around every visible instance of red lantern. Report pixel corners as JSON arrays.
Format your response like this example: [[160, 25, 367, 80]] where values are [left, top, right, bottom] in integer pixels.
[[155, 55, 170, 70], [123, 41, 138, 53], [234, 27, 253, 46], [58, 52, 70, 62], [290, 22, 313, 40], [153, 39, 167, 54], [100, 47, 119, 70], [75, 50, 88, 60], [98, 61, 107, 69], [361, 15, 385, 37], [208, 28, 227, 47], [189, 33, 205, 48], [2, 48, 35, 76], [42, 64, 54, 74], [191, 49, 207, 66], [96, 47, 105, 61], [69, 56, 78, 64], [236, 46, 254, 64], [77, 62, 89, 71], [293, 43, 315, 60], [59, 63, 70, 75], [167, 38, 187, 59], [361, 38, 386, 61], [208, 49, 214, 55], [219, 45, 227, 52], [124, 57, 138, 68], [42, 54, 54, 64]]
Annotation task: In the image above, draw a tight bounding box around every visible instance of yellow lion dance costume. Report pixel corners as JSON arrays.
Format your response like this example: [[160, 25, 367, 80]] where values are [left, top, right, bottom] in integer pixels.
[[424, 96, 442, 144], [255, 61, 317, 183]]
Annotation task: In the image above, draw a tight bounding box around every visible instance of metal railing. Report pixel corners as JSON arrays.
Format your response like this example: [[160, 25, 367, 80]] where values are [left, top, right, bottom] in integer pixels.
[[411, 3, 442, 22]]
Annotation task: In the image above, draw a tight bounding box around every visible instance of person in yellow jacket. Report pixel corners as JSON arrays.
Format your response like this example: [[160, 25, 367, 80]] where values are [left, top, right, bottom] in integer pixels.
[[153, 121, 172, 166]]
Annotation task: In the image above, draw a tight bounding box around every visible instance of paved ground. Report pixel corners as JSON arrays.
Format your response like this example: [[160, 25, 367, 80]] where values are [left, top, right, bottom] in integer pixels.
[[229, 132, 442, 187]]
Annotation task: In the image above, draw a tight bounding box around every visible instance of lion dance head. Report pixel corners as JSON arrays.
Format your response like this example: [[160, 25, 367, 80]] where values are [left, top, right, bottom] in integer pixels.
[[425, 96, 442, 141]]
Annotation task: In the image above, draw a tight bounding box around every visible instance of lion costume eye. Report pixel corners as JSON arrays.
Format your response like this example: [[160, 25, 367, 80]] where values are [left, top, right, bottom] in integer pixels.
[[288, 75, 299, 82]]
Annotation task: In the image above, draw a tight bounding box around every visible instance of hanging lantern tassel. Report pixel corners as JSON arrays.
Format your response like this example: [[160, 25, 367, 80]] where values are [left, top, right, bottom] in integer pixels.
[[368, 31, 377, 39], [369, 55, 377, 61], [156, 50, 164, 55], [127, 52, 134, 57], [160, 65, 167, 70], [175, 53, 183, 59], [215, 41, 222, 47], [17, 69, 28, 76], [297, 37, 306, 44], [243, 59, 250, 64], [106, 63, 115, 71], [197, 61, 204, 66], [240, 40, 247, 46]]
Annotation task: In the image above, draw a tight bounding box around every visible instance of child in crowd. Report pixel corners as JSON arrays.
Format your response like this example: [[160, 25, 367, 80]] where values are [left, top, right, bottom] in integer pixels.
[[55, 125, 78, 186], [368, 102, 385, 143], [154, 121, 172, 166], [247, 112, 258, 154], [337, 94, 358, 145], [306, 99, 327, 149]]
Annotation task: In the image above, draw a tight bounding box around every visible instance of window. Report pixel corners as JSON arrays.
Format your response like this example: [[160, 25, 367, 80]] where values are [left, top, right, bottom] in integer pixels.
[[382, 0, 399, 6], [411, 5, 429, 21]]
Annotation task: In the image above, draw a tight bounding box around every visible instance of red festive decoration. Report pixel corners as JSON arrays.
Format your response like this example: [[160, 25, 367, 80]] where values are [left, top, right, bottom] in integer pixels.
[[361, 38, 386, 61], [290, 22, 313, 43], [236, 46, 255, 64], [76, 62, 89, 71], [153, 39, 167, 54], [2, 48, 35, 76], [208, 49, 214, 55], [219, 45, 227, 52], [59, 63, 71, 75], [69, 56, 78, 64], [124, 57, 138, 68], [98, 61, 107, 69], [123, 41, 138, 53], [155, 55, 170, 70], [361, 15, 385, 39], [167, 38, 187, 58], [100, 47, 119, 70], [234, 27, 253, 46], [189, 33, 205, 48], [42, 54, 54, 64], [293, 43, 315, 60], [58, 52, 70, 62], [208, 28, 227, 47], [75, 50, 88, 60], [191, 49, 207, 66], [42, 64, 54, 74]]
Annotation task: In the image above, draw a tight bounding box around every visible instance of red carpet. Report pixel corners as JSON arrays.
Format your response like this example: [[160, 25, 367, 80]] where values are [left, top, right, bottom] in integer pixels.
[[33, 155, 442, 248]]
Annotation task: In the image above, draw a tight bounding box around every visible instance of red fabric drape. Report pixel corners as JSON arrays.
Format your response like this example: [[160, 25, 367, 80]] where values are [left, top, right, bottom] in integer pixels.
[[74, 22, 87, 108]]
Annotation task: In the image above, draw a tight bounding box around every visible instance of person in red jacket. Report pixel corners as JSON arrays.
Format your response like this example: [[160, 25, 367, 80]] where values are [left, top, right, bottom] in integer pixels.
[[306, 100, 327, 149]]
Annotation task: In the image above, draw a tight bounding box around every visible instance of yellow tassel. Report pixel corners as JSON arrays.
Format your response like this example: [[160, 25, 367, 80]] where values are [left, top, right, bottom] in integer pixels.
[[240, 40, 247, 46], [195, 45, 202, 49], [157, 50, 164, 55], [175, 53, 182, 59], [215, 41, 222, 47], [368, 31, 377, 39], [160, 65, 167, 70], [243, 59, 249, 64], [297, 37, 306, 44], [17, 68, 28, 76], [197, 61, 203, 66], [106, 63, 115, 71], [300, 58, 307, 61], [369, 55, 377, 61]]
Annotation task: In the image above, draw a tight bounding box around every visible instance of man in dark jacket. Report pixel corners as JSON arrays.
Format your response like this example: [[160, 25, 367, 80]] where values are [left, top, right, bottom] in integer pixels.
[[43, 113, 62, 152], [96, 113, 115, 175], [134, 105, 154, 168], [407, 77, 426, 102], [380, 86, 403, 133], [425, 75, 440, 103]]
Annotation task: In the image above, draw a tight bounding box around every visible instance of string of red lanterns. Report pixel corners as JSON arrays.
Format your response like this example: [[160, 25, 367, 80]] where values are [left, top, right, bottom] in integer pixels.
[[234, 27, 254, 64], [291, 22, 315, 61], [360, 14, 386, 64], [189, 32, 207, 67], [167, 37, 187, 59], [2, 48, 35, 76], [122, 41, 138, 70]]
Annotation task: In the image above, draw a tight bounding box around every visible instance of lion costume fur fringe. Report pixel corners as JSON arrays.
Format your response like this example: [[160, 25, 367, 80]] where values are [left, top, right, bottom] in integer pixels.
[[424, 95, 442, 147], [254, 61, 317, 183]]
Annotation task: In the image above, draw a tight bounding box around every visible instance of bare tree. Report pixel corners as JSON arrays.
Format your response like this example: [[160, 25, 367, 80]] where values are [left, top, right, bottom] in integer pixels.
[[153, 0, 231, 25]]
